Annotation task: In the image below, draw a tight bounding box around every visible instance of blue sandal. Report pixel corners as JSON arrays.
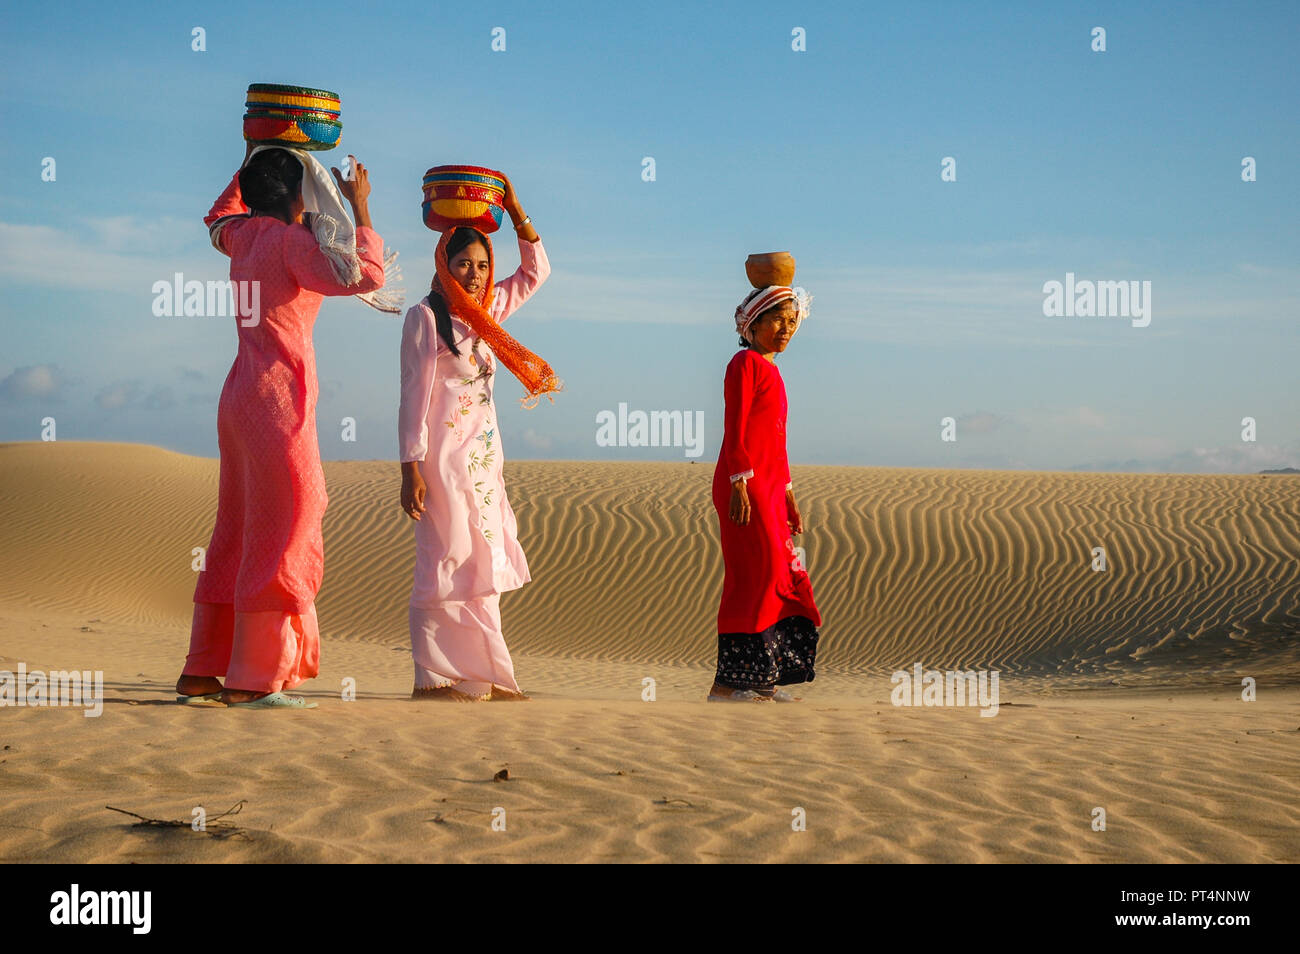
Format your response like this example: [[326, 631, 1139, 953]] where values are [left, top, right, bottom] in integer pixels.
[[226, 691, 317, 709]]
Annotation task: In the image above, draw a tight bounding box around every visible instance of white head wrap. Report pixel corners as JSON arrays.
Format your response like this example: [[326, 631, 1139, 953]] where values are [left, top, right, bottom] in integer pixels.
[[734, 285, 811, 343], [209, 145, 405, 314]]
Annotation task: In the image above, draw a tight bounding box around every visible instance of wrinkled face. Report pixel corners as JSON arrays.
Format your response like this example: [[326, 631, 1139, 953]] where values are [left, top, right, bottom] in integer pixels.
[[449, 241, 490, 298], [749, 300, 799, 353]]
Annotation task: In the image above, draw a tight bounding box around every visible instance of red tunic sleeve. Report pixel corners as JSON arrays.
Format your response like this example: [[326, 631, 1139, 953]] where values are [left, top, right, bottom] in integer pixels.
[[721, 350, 759, 480], [205, 172, 250, 255]]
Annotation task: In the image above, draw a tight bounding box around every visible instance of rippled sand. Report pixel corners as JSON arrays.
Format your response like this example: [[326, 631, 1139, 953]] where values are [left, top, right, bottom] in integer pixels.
[[1, 442, 1296, 862]]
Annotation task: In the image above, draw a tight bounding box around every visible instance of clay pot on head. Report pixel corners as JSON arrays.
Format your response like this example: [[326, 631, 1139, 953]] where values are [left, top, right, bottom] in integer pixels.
[[745, 252, 796, 288]]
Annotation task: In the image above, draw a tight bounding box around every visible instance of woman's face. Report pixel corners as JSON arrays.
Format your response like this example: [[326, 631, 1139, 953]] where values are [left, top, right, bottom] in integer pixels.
[[449, 241, 490, 298], [749, 301, 799, 353]]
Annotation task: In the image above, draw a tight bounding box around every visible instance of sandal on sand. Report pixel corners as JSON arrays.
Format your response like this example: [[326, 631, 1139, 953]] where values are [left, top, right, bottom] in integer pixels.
[[226, 691, 317, 709], [707, 689, 770, 702], [175, 692, 225, 706], [769, 688, 801, 702]]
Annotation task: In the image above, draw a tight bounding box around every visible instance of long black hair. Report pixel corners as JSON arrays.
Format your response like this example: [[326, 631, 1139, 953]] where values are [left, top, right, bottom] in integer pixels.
[[428, 227, 491, 357], [239, 148, 303, 222]]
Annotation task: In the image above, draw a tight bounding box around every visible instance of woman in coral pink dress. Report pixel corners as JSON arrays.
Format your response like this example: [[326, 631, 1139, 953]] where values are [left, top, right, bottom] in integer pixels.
[[710, 284, 822, 701], [176, 143, 388, 709], [398, 175, 554, 701]]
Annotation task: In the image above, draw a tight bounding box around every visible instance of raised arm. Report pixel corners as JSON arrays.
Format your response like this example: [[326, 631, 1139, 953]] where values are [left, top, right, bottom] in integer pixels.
[[205, 172, 252, 255], [489, 235, 551, 323], [286, 156, 386, 296], [488, 172, 547, 322], [205, 173, 249, 227], [398, 303, 439, 463], [285, 224, 386, 296]]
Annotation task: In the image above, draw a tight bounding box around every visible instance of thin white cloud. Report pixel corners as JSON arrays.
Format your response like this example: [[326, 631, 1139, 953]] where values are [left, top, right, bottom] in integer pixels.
[[1044, 405, 1107, 431], [958, 410, 1010, 434], [0, 218, 223, 294], [1069, 441, 1300, 474], [93, 380, 175, 411], [517, 427, 555, 452], [0, 363, 69, 403], [95, 381, 140, 410]]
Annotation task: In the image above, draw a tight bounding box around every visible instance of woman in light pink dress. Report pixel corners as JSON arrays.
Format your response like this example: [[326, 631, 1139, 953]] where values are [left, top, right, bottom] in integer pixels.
[[398, 175, 549, 701], [177, 143, 387, 709]]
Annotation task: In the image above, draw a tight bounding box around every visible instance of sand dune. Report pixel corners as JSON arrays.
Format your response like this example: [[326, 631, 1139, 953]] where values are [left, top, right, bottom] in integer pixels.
[[1, 441, 1296, 681], [1, 621, 1296, 863], [1, 441, 1298, 863]]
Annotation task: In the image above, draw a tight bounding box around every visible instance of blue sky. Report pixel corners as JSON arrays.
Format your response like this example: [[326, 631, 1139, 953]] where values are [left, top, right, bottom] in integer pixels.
[[1, 0, 1296, 472]]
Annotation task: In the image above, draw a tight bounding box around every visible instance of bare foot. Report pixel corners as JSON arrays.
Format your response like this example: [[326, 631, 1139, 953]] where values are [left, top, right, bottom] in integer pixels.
[[411, 685, 481, 702], [176, 675, 223, 697], [488, 687, 530, 701], [707, 681, 771, 701]]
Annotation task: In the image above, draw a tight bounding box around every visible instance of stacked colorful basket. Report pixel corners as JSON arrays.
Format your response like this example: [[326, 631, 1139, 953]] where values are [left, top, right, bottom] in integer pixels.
[[421, 165, 507, 234], [242, 84, 342, 151]]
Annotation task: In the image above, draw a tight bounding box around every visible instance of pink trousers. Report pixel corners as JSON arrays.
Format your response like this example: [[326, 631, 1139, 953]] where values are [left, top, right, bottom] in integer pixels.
[[410, 595, 521, 698], [183, 602, 320, 693]]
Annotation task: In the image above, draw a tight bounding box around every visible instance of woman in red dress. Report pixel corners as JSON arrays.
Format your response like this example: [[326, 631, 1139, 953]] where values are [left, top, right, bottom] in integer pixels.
[[710, 284, 821, 701]]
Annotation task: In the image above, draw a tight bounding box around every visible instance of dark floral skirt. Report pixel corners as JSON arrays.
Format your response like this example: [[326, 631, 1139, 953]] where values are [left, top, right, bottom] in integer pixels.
[[715, 615, 819, 690]]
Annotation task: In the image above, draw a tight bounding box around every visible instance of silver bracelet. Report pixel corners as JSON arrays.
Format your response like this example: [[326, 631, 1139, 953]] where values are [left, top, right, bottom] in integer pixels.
[[513, 214, 532, 231]]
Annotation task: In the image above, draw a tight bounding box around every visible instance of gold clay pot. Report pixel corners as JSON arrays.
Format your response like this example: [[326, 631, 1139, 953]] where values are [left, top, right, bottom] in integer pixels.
[[745, 252, 796, 288]]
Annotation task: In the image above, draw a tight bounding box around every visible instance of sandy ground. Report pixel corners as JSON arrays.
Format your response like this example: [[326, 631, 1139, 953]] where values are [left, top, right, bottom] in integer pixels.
[[1, 441, 1297, 862]]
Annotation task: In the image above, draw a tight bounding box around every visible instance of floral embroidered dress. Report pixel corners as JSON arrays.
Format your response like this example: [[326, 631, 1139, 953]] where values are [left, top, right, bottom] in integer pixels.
[[397, 236, 549, 694], [184, 171, 387, 692]]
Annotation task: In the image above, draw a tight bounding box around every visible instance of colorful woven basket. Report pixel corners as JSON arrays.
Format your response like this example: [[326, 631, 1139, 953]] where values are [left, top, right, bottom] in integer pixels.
[[421, 165, 506, 234], [243, 83, 341, 151]]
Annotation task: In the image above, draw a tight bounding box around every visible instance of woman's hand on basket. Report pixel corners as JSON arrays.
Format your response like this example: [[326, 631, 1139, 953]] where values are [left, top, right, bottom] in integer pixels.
[[499, 172, 539, 241], [332, 156, 372, 228], [332, 156, 371, 205], [500, 172, 522, 217]]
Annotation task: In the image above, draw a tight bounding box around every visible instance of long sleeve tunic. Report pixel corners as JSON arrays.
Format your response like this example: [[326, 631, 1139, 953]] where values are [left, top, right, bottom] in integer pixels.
[[711, 348, 821, 634], [398, 237, 550, 607], [193, 173, 387, 613]]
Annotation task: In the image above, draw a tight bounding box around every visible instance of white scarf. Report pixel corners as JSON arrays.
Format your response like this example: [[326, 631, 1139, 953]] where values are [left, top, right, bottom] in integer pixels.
[[734, 285, 811, 342], [210, 145, 404, 314]]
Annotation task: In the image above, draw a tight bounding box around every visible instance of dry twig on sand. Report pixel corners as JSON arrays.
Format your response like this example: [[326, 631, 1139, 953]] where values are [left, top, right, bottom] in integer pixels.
[[106, 800, 249, 840]]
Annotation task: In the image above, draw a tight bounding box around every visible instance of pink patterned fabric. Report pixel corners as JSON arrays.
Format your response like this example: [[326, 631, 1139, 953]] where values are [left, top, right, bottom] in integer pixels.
[[410, 596, 521, 697], [398, 236, 549, 604], [184, 171, 386, 692], [398, 237, 549, 692]]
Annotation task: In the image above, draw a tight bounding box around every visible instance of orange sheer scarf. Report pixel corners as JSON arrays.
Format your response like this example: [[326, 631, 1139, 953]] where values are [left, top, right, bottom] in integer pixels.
[[432, 228, 562, 408]]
